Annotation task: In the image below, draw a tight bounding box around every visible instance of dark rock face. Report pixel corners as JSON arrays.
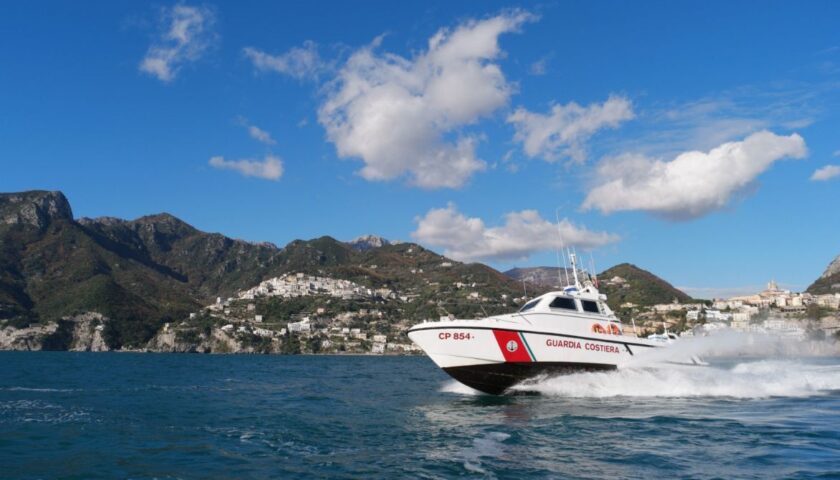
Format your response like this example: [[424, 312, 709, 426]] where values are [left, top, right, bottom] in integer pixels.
[[0, 191, 73, 230], [505, 267, 575, 288], [346, 234, 391, 252]]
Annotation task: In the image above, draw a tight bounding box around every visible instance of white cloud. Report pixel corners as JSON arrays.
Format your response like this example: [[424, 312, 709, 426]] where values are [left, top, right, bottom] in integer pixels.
[[811, 164, 840, 181], [529, 58, 547, 75], [139, 4, 215, 82], [235, 117, 276, 144], [318, 11, 534, 189], [583, 131, 807, 220], [209, 155, 284, 180], [247, 125, 276, 145], [412, 203, 619, 262], [508, 95, 634, 162], [243, 41, 323, 80]]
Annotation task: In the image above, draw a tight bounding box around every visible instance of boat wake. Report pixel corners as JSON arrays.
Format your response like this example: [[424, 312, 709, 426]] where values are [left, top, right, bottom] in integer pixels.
[[440, 380, 481, 396], [510, 359, 840, 398]]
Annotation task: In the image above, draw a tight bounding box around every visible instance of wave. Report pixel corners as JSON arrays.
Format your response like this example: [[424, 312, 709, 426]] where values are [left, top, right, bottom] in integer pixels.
[[2, 387, 78, 393]]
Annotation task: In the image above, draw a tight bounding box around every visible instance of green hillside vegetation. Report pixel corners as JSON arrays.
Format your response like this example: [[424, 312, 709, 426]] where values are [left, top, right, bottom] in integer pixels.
[[597, 263, 693, 310]]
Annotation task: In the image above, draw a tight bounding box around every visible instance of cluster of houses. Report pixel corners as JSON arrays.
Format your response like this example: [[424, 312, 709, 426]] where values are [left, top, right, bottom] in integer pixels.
[[196, 282, 424, 354], [713, 279, 840, 311], [181, 270, 528, 354], [238, 273, 396, 301], [623, 279, 840, 339], [257, 314, 422, 354]]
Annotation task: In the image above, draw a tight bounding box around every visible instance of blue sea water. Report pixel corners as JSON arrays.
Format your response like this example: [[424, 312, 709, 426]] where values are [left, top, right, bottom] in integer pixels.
[[1, 352, 839, 479]]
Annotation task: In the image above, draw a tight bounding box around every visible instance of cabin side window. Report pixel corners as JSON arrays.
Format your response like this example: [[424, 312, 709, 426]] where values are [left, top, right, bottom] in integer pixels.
[[580, 300, 600, 314], [549, 297, 577, 311], [519, 299, 540, 312]]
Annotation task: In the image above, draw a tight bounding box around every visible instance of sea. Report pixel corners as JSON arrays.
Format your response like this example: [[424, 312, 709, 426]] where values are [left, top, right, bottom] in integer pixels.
[[1, 347, 839, 479]]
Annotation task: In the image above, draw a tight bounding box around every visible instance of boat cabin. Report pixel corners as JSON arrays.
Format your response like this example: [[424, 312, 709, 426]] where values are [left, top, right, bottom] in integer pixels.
[[518, 290, 613, 318]]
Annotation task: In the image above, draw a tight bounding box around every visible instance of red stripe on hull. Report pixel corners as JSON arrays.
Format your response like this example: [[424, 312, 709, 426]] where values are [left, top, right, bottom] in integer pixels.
[[492, 330, 532, 362]]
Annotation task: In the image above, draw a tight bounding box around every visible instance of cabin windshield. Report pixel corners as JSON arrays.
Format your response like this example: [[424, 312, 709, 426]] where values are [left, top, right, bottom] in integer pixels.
[[549, 296, 577, 311], [519, 299, 540, 313], [580, 300, 601, 314]]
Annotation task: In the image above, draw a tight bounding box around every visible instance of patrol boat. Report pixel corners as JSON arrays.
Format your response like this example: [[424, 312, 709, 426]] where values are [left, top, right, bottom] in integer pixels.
[[408, 253, 668, 394]]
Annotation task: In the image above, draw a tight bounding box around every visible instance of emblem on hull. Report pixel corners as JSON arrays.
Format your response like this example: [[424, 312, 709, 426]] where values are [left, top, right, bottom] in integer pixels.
[[506, 340, 519, 352]]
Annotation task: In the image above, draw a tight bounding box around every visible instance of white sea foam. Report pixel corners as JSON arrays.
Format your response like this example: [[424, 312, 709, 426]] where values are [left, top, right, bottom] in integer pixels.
[[627, 331, 840, 367], [440, 379, 481, 396], [512, 360, 840, 398], [459, 432, 510, 476], [3, 387, 78, 393]]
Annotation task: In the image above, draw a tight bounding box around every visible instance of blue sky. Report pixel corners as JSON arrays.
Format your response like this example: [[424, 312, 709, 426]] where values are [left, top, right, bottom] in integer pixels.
[[2, 1, 839, 297]]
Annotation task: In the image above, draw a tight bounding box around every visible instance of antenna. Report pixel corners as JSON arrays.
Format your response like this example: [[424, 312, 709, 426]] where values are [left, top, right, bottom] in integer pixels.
[[564, 247, 572, 286], [589, 252, 598, 288], [570, 248, 581, 288], [555, 208, 570, 287]]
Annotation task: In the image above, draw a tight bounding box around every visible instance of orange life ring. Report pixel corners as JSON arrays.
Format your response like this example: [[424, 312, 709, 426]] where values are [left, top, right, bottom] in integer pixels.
[[591, 324, 606, 334], [609, 323, 621, 335]]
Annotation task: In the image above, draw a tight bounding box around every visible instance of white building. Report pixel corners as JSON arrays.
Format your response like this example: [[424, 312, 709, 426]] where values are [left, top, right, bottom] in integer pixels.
[[653, 303, 684, 313], [705, 310, 732, 322], [288, 319, 311, 333]]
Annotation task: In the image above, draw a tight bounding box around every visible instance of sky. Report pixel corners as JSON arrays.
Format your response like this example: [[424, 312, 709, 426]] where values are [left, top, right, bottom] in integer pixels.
[[1, 0, 839, 298]]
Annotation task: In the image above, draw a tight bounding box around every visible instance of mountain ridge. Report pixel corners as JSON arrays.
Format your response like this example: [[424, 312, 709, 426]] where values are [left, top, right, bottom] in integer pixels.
[[0, 190, 525, 349]]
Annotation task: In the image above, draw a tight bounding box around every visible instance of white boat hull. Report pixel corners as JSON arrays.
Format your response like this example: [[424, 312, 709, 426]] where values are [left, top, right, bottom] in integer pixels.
[[408, 323, 659, 394]]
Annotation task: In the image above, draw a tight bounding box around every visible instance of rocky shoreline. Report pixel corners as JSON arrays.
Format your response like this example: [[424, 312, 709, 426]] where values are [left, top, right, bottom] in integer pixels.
[[0, 313, 420, 355]]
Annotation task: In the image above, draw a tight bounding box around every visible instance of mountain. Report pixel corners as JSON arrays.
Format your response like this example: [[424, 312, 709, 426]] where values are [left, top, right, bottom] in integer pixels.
[[505, 267, 574, 289], [346, 234, 391, 252], [504, 263, 691, 310], [1, 193, 220, 347], [77, 213, 285, 300], [806, 254, 840, 294], [597, 263, 692, 309], [0, 190, 525, 350]]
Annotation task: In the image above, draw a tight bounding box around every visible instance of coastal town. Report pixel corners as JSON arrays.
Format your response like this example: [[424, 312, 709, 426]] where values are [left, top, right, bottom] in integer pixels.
[[157, 271, 840, 355], [617, 278, 840, 340]]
